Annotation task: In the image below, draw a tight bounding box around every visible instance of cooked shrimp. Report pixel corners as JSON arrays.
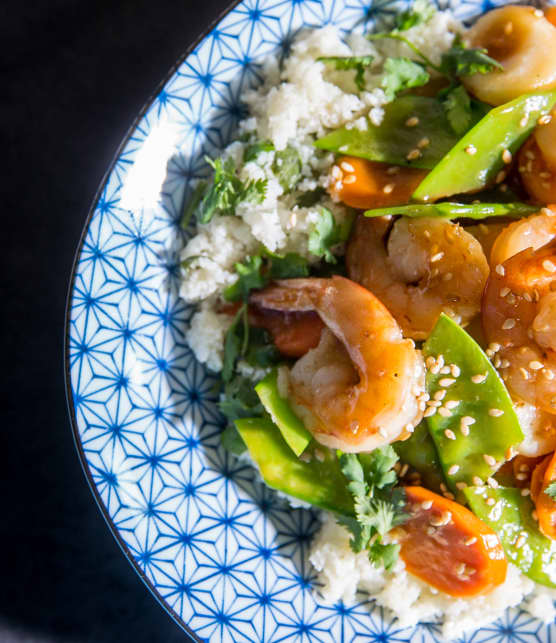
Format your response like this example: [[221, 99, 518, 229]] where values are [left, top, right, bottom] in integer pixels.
[[513, 400, 556, 457], [346, 216, 489, 340], [490, 207, 556, 267], [466, 222, 507, 262], [518, 116, 556, 203], [463, 5, 556, 105], [250, 276, 425, 453], [483, 240, 556, 417]]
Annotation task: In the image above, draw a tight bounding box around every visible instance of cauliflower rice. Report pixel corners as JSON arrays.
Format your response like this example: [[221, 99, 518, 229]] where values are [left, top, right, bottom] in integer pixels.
[[179, 9, 556, 639]]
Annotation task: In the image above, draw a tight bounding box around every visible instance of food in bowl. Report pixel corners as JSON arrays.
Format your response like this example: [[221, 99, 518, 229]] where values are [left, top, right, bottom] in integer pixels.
[[179, 2, 556, 638]]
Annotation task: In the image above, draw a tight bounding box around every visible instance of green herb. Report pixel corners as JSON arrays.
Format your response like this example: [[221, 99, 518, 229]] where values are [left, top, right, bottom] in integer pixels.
[[197, 156, 267, 224], [219, 374, 265, 424], [545, 482, 556, 500], [337, 447, 407, 570], [273, 147, 303, 192], [381, 57, 430, 101], [244, 327, 281, 368], [244, 140, 275, 163], [443, 84, 472, 135], [223, 249, 309, 301], [222, 304, 248, 382], [394, 0, 436, 31], [181, 181, 207, 229], [439, 39, 503, 78], [221, 424, 248, 455], [318, 55, 375, 91], [308, 208, 353, 263], [296, 187, 326, 207]]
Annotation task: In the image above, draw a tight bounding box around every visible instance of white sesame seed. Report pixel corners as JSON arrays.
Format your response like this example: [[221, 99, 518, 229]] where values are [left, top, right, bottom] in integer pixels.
[[418, 137, 430, 149], [455, 562, 466, 575], [495, 264, 505, 276], [424, 407, 437, 417], [539, 114, 552, 126], [486, 497, 496, 506], [456, 481, 468, 490], [343, 174, 356, 184], [448, 464, 460, 475], [543, 369, 555, 380], [483, 454, 497, 467], [465, 536, 477, 546], [386, 166, 400, 175], [496, 170, 506, 184], [460, 424, 470, 437], [438, 407, 452, 418], [502, 149, 512, 164], [465, 144, 477, 155], [428, 400, 442, 408], [434, 390, 447, 401], [461, 416, 476, 426], [437, 355, 445, 368], [471, 373, 487, 384], [331, 165, 342, 180], [450, 364, 461, 377], [400, 463, 409, 477], [520, 115, 529, 128], [500, 359, 510, 369], [340, 161, 355, 173], [521, 488, 531, 497], [439, 378, 456, 387], [421, 500, 433, 510], [489, 408, 504, 417], [529, 360, 544, 370], [500, 286, 511, 297], [487, 477, 499, 489], [472, 476, 483, 486], [407, 148, 421, 161], [383, 183, 394, 194], [494, 355, 502, 368], [334, 180, 343, 192], [431, 252, 444, 263], [502, 318, 516, 330], [406, 116, 419, 127], [515, 473, 528, 481], [440, 365, 451, 374], [519, 367, 530, 380], [445, 400, 459, 410], [488, 343, 501, 353], [443, 272, 453, 282], [543, 259, 556, 273], [515, 533, 527, 549], [445, 429, 456, 440]]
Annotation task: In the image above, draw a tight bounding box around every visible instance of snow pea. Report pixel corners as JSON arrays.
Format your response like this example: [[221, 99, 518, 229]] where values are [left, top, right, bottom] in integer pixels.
[[235, 417, 354, 515], [364, 201, 537, 220], [255, 369, 312, 456], [393, 421, 446, 492], [314, 95, 485, 170], [423, 314, 523, 493], [465, 486, 556, 588], [413, 90, 556, 202]]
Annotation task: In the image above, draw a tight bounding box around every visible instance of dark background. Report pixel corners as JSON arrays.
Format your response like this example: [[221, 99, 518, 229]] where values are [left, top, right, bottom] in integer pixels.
[[3, 1, 232, 641]]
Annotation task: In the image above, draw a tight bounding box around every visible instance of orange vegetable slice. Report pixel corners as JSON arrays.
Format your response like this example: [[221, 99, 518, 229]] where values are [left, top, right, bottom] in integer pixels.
[[535, 451, 556, 539]]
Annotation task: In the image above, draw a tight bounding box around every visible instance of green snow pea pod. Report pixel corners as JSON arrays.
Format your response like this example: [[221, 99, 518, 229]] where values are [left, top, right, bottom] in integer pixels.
[[235, 417, 353, 515], [393, 421, 446, 493], [423, 314, 523, 493], [314, 95, 485, 170], [364, 201, 537, 220], [465, 486, 556, 588], [413, 90, 556, 202], [255, 369, 312, 456]]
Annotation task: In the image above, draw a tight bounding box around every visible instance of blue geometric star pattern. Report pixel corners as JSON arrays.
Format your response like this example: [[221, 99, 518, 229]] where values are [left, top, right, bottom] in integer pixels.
[[66, 0, 554, 641]]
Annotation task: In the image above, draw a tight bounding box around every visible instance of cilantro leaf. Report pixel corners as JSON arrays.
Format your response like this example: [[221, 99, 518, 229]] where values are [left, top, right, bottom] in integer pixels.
[[395, 0, 436, 31], [272, 147, 303, 192], [222, 304, 247, 383], [443, 84, 472, 135], [223, 256, 266, 302], [218, 374, 264, 423], [381, 57, 430, 101], [545, 482, 556, 500], [308, 208, 353, 263], [244, 327, 281, 368], [338, 450, 407, 569], [244, 140, 275, 163], [439, 41, 503, 78], [181, 181, 207, 229], [267, 251, 310, 280], [197, 156, 268, 224], [318, 55, 375, 91], [220, 424, 247, 455], [296, 187, 326, 208]]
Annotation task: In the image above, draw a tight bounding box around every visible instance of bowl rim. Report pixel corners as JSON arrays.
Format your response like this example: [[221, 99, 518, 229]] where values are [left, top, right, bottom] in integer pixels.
[[63, 1, 243, 640]]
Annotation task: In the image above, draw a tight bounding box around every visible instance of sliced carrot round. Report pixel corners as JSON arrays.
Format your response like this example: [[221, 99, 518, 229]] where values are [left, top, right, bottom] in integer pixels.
[[399, 487, 507, 597], [535, 451, 556, 539], [328, 156, 427, 210], [530, 455, 551, 503]]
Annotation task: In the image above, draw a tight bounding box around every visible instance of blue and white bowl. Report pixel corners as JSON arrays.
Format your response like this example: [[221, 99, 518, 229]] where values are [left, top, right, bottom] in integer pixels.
[[65, 0, 553, 641]]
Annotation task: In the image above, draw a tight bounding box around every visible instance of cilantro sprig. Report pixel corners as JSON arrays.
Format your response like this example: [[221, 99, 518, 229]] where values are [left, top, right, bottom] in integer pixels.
[[308, 207, 353, 264], [318, 56, 375, 91], [394, 0, 436, 31], [545, 482, 556, 500], [337, 447, 407, 570]]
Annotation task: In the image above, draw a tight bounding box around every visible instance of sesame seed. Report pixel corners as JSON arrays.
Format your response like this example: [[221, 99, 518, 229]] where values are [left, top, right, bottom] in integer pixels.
[[405, 423, 415, 433], [407, 148, 421, 161], [543, 369, 555, 380], [434, 390, 447, 401], [515, 533, 527, 548], [445, 400, 459, 410], [455, 562, 466, 575], [439, 378, 456, 387], [331, 165, 342, 180], [520, 367, 530, 380], [438, 407, 452, 418], [500, 286, 511, 297], [519, 464, 530, 473], [504, 21, 513, 34], [471, 373, 487, 384], [400, 463, 409, 477], [495, 264, 505, 276], [487, 477, 499, 489], [529, 360, 544, 370], [437, 355, 445, 368], [428, 400, 442, 408], [496, 170, 506, 184], [421, 500, 433, 510], [523, 292, 532, 302], [456, 481, 468, 490], [486, 497, 496, 506], [472, 476, 483, 486], [440, 365, 451, 374], [460, 424, 470, 437], [502, 149, 512, 164], [450, 364, 461, 377], [334, 180, 343, 192], [418, 137, 430, 149], [448, 464, 460, 475], [521, 488, 531, 497], [425, 356, 436, 368], [488, 408, 504, 417], [382, 183, 394, 194], [543, 259, 556, 273], [515, 473, 528, 481], [340, 161, 355, 173], [386, 166, 400, 175], [483, 454, 497, 467], [488, 342, 501, 353], [538, 114, 552, 125], [502, 318, 516, 330], [461, 416, 476, 426], [406, 116, 419, 127], [465, 536, 477, 546], [431, 251, 444, 263], [343, 174, 356, 184], [426, 526, 436, 536], [465, 144, 477, 155], [444, 429, 456, 440], [443, 272, 453, 282], [494, 355, 502, 368], [424, 407, 437, 417]]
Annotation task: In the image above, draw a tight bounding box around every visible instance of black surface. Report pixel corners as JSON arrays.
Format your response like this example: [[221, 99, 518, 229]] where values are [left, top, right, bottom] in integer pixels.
[[3, 1, 231, 641]]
